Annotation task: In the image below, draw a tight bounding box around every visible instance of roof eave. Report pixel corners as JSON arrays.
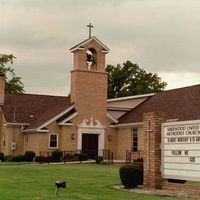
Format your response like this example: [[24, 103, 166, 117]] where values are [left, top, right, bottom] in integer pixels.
[[113, 122, 144, 128], [70, 36, 110, 53], [22, 129, 49, 133]]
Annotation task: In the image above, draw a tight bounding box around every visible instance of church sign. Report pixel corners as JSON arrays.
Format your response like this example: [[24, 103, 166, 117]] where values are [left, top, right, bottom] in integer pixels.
[[161, 120, 200, 181]]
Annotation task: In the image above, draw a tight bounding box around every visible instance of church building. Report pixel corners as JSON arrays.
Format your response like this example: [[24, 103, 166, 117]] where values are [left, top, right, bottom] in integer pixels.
[[0, 33, 200, 161]]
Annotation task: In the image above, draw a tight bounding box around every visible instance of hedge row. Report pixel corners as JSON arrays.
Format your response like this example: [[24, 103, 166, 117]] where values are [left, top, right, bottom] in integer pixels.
[[35, 152, 88, 163], [1, 151, 36, 162], [0, 150, 89, 163]]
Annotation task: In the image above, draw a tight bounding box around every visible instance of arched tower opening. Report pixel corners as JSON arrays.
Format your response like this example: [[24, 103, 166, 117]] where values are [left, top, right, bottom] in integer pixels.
[[86, 48, 97, 71]]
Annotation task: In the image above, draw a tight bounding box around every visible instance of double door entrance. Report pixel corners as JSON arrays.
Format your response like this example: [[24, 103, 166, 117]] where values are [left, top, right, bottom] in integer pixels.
[[82, 133, 99, 159]]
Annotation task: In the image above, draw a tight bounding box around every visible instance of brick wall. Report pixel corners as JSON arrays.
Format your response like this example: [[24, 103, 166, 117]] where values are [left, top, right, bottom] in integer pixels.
[[143, 112, 166, 188], [162, 182, 200, 195]]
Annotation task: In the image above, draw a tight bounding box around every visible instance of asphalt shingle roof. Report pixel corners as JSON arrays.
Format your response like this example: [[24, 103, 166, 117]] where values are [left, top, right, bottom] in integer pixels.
[[1, 93, 72, 129], [118, 84, 200, 124]]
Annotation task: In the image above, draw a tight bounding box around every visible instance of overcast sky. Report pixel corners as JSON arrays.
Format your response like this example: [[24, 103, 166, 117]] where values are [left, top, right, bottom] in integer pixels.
[[1, 0, 200, 96]]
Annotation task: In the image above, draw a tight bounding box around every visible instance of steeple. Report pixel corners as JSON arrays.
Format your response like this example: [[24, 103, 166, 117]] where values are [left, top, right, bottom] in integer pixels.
[[70, 36, 109, 72], [70, 31, 109, 121]]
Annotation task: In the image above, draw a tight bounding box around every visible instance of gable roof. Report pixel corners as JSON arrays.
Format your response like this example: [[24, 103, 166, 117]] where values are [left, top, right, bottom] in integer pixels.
[[118, 84, 200, 124], [1, 93, 72, 130], [70, 36, 110, 53]]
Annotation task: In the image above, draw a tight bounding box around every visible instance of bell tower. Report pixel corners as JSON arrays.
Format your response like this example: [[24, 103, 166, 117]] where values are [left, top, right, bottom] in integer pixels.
[[70, 33, 110, 121]]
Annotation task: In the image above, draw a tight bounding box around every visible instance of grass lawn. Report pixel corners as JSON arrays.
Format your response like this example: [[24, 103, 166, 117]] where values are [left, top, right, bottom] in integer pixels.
[[0, 163, 196, 200]]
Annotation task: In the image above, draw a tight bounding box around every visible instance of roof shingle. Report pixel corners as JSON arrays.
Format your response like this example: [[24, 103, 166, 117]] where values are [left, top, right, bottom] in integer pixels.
[[1, 93, 72, 129], [118, 84, 200, 124]]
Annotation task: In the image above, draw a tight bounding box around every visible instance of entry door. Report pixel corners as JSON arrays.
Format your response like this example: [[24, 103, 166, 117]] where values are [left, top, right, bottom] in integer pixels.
[[82, 134, 98, 159]]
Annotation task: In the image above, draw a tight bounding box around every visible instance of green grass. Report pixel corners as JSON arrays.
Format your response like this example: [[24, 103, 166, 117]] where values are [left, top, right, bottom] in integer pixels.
[[0, 163, 195, 200]]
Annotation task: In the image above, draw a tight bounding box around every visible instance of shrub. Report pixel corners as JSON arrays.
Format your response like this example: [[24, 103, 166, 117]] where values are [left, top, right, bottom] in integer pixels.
[[71, 153, 88, 161], [24, 151, 36, 161], [35, 156, 53, 163], [71, 154, 80, 161], [46, 156, 53, 163], [95, 156, 103, 164], [4, 155, 14, 162], [12, 155, 25, 162], [79, 153, 88, 161], [119, 162, 143, 188], [0, 152, 4, 161], [35, 156, 46, 163], [63, 153, 73, 162], [52, 150, 63, 162], [35, 156, 45, 163]]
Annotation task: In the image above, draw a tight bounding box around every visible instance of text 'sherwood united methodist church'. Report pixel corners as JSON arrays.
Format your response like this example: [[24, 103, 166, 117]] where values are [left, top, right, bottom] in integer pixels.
[[0, 34, 200, 167]]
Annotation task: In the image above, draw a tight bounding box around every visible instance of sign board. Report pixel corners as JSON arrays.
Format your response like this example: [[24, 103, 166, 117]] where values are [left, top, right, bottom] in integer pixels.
[[161, 120, 200, 181]]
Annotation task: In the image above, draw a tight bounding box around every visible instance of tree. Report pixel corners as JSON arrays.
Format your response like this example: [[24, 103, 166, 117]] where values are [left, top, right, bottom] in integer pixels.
[[106, 60, 167, 98], [0, 54, 24, 93]]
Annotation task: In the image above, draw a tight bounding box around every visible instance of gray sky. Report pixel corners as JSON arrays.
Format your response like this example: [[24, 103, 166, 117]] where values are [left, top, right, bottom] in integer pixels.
[[1, 0, 200, 96]]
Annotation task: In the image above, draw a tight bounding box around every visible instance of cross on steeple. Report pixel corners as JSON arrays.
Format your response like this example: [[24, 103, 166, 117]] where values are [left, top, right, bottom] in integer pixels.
[[87, 23, 93, 38]]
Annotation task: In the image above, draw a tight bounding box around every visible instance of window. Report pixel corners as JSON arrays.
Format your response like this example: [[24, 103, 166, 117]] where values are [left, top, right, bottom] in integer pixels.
[[49, 134, 58, 148], [131, 128, 138, 152]]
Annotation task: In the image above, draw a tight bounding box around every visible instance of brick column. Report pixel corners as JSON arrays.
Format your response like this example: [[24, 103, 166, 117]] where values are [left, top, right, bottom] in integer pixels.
[[143, 112, 166, 189]]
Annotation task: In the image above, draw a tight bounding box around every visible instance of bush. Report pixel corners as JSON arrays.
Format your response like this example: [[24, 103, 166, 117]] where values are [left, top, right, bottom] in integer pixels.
[[63, 153, 73, 162], [95, 156, 103, 164], [119, 162, 143, 188], [79, 153, 88, 161], [12, 155, 25, 162], [52, 150, 63, 162], [35, 156, 46, 163], [71, 153, 88, 161], [0, 152, 4, 161], [35, 156, 53, 163], [4, 155, 14, 162], [24, 151, 36, 161], [71, 154, 80, 161]]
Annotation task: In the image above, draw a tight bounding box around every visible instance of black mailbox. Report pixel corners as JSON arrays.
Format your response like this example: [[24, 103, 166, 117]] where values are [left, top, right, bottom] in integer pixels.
[[55, 180, 66, 188]]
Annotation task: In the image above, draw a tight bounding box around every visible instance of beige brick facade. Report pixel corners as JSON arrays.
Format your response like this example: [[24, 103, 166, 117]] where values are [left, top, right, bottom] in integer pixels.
[[0, 37, 146, 162]]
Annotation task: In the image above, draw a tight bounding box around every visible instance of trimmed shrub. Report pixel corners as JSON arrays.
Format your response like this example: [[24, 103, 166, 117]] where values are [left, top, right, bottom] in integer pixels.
[[45, 156, 53, 163], [95, 156, 103, 164], [35, 156, 46, 163], [52, 150, 63, 162], [0, 152, 4, 161], [63, 153, 73, 162], [79, 153, 88, 161], [35, 156, 43, 163], [71, 154, 80, 161], [12, 155, 25, 162], [71, 153, 88, 161], [35, 156, 53, 163], [4, 155, 14, 162], [119, 162, 143, 188], [24, 151, 36, 161]]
